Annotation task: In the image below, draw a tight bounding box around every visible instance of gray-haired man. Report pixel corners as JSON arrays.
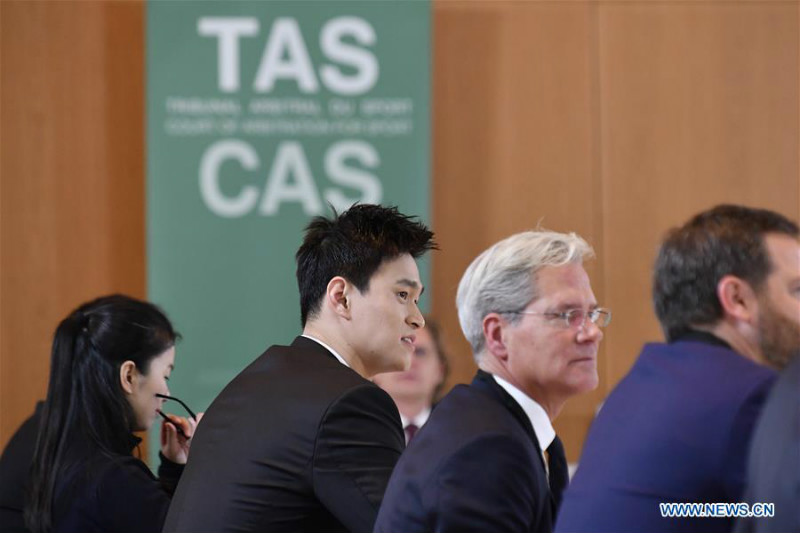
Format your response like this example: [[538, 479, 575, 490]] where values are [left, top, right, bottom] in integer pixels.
[[374, 230, 608, 533]]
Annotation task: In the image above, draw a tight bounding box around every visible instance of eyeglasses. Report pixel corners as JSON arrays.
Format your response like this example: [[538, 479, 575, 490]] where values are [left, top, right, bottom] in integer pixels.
[[156, 393, 197, 420], [156, 393, 197, 439], [505, 308, 612, 329]]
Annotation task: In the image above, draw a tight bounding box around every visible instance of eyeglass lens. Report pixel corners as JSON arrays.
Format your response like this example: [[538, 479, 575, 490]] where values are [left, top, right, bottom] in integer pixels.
[[566, 310, 611, 328]]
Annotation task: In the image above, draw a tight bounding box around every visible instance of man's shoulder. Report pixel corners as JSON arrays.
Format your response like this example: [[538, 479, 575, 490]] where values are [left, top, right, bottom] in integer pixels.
[[323, 377, 398, 418], [233, 337, 368, 391], [635, 341, 777, 391], [449, 378, 530, 421], [199, 338, 380, 434], [377, 379, 546, 533], [386, 384, 543, 510], [436, 382, 512, 417], [582, 340, 777, 463], [411, 382, 536, 454]]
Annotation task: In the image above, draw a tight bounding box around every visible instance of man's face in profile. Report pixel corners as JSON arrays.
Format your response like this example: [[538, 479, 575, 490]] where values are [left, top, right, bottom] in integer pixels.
[[347, 254, 425, 376], [502, 262, 603, 404], [755, 234, 800, 369]]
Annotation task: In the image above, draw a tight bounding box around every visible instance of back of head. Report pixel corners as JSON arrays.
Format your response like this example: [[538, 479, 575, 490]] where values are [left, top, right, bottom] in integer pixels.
[[456, 230, 594, 359], [296, 204, 436, 326], [653, 204, 799, 341], [26, 294, 178, 533]]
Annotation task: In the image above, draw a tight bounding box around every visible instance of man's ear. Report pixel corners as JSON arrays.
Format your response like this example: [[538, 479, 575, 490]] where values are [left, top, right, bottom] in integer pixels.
[[119, 360, 137, 394], [326, 276, 351, 319], [482, 313, 510, 362], [717, 275, 759, 323]]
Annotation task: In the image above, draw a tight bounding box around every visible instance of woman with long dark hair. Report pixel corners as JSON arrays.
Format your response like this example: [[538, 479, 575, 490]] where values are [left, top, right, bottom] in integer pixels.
[[25, 294, 198, 533]]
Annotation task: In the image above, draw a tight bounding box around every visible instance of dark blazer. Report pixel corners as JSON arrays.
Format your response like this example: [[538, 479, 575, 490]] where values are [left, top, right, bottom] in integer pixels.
[[164, 336, 405, 533], [374, 370, 554, 533], [0, 404, 181, 533], [736, 354, 800, 533], [52, 442, 182, 533], [555, 335, 777, 533]]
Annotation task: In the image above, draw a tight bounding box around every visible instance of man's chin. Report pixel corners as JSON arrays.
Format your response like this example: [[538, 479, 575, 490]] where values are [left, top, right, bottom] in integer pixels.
[[568, 372, 599, 395], [582, 373, 600, 393]]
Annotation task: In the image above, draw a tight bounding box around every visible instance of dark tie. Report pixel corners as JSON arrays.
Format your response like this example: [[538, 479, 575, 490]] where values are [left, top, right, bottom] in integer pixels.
[[547, 435, 569, 511], [404, 423, 419, 444]]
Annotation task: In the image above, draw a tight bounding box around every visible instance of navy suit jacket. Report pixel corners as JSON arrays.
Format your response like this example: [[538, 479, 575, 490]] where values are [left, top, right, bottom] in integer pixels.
[[555, 336, 776, 533], [164, 336, 405, 533], [374, 370, 555, 533]]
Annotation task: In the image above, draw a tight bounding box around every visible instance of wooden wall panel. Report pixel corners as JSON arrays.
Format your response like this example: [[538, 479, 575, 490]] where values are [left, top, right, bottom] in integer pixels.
[[0, 2, 145, 449], [598, 2, 800, 389], [432, 0, 800, 461]]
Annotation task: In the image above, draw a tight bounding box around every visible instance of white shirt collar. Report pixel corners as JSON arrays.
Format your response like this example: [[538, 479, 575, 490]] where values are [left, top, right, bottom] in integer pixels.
[[492, 374, 556, 468], [301, 334, 350, 368], [399, 407, 431, 429]]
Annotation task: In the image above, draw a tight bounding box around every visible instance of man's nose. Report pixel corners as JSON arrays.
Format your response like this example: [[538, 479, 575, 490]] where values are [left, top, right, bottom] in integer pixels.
[[408, 306, 424, 329], [578, 319, 603, 343]]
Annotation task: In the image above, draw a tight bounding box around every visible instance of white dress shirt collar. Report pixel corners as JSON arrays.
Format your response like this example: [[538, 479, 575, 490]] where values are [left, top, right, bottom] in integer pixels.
[[492, 374, 555, 467], [399, 407, 431, 430]]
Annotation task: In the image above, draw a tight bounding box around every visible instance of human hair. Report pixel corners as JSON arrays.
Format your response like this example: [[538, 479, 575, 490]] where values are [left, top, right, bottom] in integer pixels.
[[456, 230, 594, 359], [421, 318, 451, 401], [653, 204, 799, 341], [25, 294, 179, 533], [296, 204, 436, 326]]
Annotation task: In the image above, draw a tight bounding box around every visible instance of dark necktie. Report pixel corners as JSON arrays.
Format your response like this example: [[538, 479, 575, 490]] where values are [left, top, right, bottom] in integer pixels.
[[547, 435, 569, 511], [404, 423, 419, 444]]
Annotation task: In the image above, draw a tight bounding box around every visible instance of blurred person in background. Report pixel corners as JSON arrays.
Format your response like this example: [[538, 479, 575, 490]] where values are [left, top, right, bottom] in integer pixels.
[[23, 294, 199, 533], [556, 205, 799, 533], [373, 318, 450, 443]]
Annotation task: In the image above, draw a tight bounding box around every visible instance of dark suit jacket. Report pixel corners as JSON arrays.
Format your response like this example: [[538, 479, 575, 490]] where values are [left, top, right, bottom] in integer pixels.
[[164, 336, 405, 533], [374, 370, 554, 533], [736, 354, 800, 533], [555, 334, 777, 533]]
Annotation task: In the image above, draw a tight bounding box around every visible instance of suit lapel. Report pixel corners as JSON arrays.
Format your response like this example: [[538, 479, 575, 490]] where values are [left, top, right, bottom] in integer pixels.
[[471, 370, 542, 455], [472, 370, 565, 516]]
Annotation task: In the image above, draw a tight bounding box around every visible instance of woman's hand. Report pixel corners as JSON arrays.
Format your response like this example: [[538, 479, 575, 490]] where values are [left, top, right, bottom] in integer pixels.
[[159, 412, 204, 464]]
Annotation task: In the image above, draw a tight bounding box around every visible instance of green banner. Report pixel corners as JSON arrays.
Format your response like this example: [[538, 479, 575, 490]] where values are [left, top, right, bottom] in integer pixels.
[[146, 0, 430, 464]]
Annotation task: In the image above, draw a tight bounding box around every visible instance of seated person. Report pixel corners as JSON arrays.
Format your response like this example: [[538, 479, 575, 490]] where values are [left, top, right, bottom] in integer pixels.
[[375, 229, 606, 533], [24, 294, 199, 533], [556, 205, 797, 533], [163, 205, 436, 533]]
